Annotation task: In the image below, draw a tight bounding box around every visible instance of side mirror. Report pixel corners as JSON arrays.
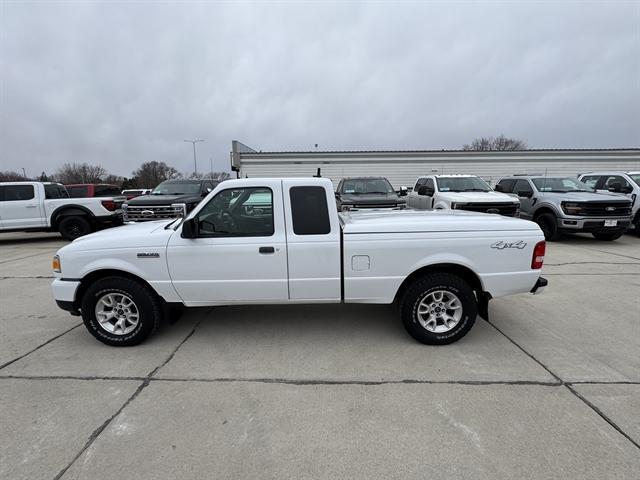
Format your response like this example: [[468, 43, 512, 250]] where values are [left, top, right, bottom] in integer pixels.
[[181, 217, 198, 238], [398, 186, 408, 197], [517, 190, 533, 198], [494, 184, 504, 192], [621, 186, 634, 194]]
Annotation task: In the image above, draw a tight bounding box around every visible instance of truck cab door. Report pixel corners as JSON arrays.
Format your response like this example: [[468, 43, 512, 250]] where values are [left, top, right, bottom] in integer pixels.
[[0, 183, 44, 229], [282, 179, 341, 301], [166, 180, 289, 305]]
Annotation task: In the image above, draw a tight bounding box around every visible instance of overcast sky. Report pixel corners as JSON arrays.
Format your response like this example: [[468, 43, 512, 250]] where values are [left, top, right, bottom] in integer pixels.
[[1, 1, 639, 178]]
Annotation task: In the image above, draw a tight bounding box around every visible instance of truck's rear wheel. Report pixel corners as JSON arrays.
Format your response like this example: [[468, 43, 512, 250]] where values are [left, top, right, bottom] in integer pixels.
[[401, 273, 477, 345], [80, 276, 162, 346], [59, 216, 91, 240]]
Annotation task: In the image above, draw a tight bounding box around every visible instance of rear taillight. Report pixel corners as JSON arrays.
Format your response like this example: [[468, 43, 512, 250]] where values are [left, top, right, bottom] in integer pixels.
[[531, 241, 546, 269], [101, 200, 117, 211]]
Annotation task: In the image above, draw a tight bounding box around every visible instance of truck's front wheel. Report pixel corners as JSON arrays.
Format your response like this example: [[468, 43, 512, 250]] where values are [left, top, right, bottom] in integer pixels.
[[401, 273, 477, 345], [80, 276, 162, 346]]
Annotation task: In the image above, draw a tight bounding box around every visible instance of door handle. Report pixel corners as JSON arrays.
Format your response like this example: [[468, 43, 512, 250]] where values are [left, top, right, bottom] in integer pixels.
[[26, 204, 37, 208], [259, 246, 275, 254]]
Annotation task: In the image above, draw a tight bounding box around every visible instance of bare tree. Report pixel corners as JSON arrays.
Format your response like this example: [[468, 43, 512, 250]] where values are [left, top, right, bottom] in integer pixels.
[[132, 161, 179, 188], [0, 171, 28, 181], [54, 163, 108, 184], [187, 171, 231, 181], [103, 174, 125, 186], [463, 135, 527, 151]]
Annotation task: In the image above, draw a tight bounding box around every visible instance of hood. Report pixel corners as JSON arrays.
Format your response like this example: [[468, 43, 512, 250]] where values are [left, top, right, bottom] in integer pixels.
[[339, 192, 403, 205], [126, 194, 202, 205], [437, 191, 518, 203], [341, 209, 540, 234], [538, 191, 631, 202], [60, 220, 176, 252]]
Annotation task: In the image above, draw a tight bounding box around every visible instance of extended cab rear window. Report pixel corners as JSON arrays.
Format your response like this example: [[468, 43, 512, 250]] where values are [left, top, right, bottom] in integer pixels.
[[289, 186, 331, 235], [94, 185, 121, 196]]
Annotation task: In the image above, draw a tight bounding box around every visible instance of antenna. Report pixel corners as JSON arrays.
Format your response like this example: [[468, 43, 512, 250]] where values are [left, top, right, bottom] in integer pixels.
[[314, 168, 321, 178]]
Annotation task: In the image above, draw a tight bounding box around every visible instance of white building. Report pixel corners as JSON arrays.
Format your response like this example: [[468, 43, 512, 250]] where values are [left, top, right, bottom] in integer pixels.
[[230, 141, 640, 188]]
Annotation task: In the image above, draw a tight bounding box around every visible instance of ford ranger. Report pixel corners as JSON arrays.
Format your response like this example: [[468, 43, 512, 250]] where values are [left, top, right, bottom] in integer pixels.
[[51, 178, 547, 347], [0, 181, 123, 240], [407, 175, 520, 216]]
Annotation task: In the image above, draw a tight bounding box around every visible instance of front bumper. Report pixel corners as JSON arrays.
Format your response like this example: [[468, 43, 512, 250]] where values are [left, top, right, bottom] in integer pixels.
[[52, 278, 81, 314], [557, 216, 630, 232], [530, 277, 548, 295]]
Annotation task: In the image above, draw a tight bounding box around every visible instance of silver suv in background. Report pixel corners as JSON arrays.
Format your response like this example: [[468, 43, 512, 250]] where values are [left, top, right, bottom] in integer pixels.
[[578, 171, 640, 236], [495, 176, 632, 241]]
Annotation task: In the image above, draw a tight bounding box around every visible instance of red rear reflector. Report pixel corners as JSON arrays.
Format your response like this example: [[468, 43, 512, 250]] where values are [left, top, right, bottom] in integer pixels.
[[101, 200, 117, 211], [531, 241, 546, 269]]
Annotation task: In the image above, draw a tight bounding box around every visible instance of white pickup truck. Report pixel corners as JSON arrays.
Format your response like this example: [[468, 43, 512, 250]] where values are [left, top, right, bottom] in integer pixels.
[[0, 182, 123, 240], [407, 175, 521, 216], [51, 178, 547, 347]]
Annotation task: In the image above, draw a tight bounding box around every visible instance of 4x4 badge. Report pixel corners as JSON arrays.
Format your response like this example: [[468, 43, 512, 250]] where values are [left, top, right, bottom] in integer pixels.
[[491, 241, 527, 250]]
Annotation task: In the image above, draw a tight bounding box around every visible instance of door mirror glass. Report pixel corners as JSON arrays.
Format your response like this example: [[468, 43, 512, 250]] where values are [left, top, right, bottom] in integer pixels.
[[517, 190, 533, 198], [398, 186, 408, 196], [494, 184, 504, 192], [181, 217, 198, 238]]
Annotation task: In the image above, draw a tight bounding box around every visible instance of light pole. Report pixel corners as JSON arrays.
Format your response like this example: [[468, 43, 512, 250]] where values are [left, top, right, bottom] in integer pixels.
[[184, 139, 205, 175], [21, 168, 26, 179]]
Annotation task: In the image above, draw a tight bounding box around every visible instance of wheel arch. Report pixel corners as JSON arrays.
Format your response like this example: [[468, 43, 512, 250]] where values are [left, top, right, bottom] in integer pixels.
[[532, 204, 561, 219], [75, 269, 163, 311], [51, 205, 94, 229], [393, 262, 484, 305]]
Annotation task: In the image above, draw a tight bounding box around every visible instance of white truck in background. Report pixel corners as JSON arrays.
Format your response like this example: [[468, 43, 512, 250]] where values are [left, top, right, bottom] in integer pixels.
[[407, 175, 521, 216], [0, 182, 123, 240], [52, 177, 547, 347]]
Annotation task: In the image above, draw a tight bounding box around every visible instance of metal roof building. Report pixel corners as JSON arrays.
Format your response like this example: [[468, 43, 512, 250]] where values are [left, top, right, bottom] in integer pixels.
[[230, 141, 640, 188]]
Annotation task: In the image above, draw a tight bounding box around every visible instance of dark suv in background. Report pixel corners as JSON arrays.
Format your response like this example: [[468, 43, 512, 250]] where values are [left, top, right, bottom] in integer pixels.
[[123, 179, 219, 222], [335, 176, 406, 211]]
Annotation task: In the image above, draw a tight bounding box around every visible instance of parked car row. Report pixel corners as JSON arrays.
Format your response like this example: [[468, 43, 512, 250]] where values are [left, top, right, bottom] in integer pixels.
[[1, 170, 637, 242]]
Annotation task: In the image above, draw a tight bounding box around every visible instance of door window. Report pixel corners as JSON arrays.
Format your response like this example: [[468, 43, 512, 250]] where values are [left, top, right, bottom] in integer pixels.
[[497, 179, 515, 193], [44, 184, 69, 199], [0, 185, 35, 201], [196, 187, 273, 237], [94, 185, 121, 197], [513, 180, 533, 196], [289, 186, 331, 235], [414, 178, 427, 190], [602, 176, 631, 191], [425, 178, 435, 191], [580, 176, 601, 189]]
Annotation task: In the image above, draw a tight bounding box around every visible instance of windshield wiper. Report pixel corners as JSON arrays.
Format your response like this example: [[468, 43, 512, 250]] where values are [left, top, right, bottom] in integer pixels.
[[464, 188, 490, 192]]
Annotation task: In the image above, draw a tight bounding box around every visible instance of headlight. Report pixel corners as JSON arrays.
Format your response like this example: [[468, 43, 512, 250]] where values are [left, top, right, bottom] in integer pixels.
[[562, 202, 583, 215], [52, 255, 61, 273]]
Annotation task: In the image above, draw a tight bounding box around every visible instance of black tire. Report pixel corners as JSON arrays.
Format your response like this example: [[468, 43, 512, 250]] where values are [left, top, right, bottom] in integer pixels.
[[58, 216, 92, 240], [633, 213, 640, 237], [534, 212, 560, 241], [400, 273, 477, 345], [80, 276, 162, 346], [592, 230, 624, 241]]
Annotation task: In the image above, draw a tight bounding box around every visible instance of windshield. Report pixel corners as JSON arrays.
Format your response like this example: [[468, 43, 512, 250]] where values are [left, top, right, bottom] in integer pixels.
[[152, 181, 201, 195], [532, 177, 594, 193], [341, 178, 395, 194], [435, 177, 491, 192], [629, 174, 640, 187]]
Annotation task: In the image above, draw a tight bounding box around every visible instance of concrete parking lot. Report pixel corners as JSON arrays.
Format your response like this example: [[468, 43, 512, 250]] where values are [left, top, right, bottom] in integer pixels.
[[1, 231, 639, 479]]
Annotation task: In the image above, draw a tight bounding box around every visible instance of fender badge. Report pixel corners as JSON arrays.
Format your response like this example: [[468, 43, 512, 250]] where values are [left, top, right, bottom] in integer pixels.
[[491, 240, 527, 250], [137, 253, 160, 258]]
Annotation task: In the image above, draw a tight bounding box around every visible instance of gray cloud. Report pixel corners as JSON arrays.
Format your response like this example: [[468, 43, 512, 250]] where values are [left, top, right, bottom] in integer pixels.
[[1, 0, 639, 178]]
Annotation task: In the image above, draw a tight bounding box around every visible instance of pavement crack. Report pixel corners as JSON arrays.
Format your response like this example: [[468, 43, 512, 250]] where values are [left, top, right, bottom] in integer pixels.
[[51, 321, 202, 480], [0, 324, 82, 371], [566, 384, 640, 451], [484, 317, 640, 452]]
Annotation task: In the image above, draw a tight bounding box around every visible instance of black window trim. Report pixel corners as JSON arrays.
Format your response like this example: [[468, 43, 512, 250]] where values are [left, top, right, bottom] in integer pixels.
[[195, 186, 275, 238]]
